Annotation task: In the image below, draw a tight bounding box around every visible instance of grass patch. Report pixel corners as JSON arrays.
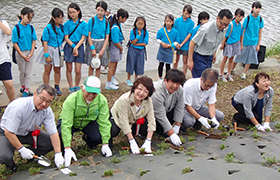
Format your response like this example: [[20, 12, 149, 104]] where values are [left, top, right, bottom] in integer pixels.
[[29, 167, 41, 176], [188, 137, 196, 141], [251, 131, 262, 139], [80, 161, 90, 166], [119, 149, 130, 156], [151, 149, 164, 156], [0, 164, 12, 179], [266, 42, 280, 58], [102, 169, 114, 177], [262, 156, 279, 166], [156, 141, 169, 151]]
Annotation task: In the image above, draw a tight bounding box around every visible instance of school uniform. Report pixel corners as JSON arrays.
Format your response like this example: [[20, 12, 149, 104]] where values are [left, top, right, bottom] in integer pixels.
[[156, 27, 179, 64], [63, 19, 88, 63], [234, 14, 264, 65], [11, 20, 37, 88], [190, 24, 201, 40], [0, 20, 12, 81], [109, 23, 124, 62], [126, 28, 149, 75], [191, 21, 226, 78], [174, 16, 194, 54], [85, 15, 110, 67], [223, 20, 243, 58], [36, 23, 64, 67]]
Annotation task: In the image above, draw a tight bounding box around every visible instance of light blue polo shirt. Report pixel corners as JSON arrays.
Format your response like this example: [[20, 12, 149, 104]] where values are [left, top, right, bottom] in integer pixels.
[[11, 21, 37, 51], [174, 17, 194, 50], [110, 23, 124, 44], [242, 14, 264, 46], [129, 28, 149, 50], [42, 23, 64, 47], [190, 24, 201, 40], [0, 97, 57, 136], [88, 15, 110, 39], [156, 27, 179, 45], [225, 20, 242, 44], [64, 19, 88, 43]]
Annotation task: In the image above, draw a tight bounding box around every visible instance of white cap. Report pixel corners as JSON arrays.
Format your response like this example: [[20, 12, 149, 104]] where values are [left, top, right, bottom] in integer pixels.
[[83, 76, 101, 94], [91, 53, 100, 69]]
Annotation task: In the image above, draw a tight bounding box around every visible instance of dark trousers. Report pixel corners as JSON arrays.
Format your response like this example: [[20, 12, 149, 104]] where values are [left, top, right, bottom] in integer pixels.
[[192, 52, 213, 78], [155, 109, 175, 137], [233, 104, 261, 124], [0, 129, 53, 168]]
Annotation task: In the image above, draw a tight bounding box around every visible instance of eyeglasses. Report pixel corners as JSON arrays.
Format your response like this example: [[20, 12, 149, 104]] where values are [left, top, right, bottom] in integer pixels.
[[38, 95, 53, 105], [219, 19, 229, 27], [203, 81, 214, 89]]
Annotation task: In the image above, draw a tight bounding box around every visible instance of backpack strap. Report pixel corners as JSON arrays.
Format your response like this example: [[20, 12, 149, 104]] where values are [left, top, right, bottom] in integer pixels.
[[226, 22, 234, 40], [245, 15, 262, 29], [15, 24, 20, 38], [69, 20, 81, 38]]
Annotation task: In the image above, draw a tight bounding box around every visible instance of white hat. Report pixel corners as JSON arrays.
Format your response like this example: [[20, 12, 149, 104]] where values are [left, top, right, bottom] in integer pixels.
[[91, 53, 100, 69], [83, 76, 101, 94]]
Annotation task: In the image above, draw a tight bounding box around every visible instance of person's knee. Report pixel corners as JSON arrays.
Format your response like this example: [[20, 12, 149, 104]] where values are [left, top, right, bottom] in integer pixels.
[[182, 116, 196, 128], [216, 111, 225, 122]]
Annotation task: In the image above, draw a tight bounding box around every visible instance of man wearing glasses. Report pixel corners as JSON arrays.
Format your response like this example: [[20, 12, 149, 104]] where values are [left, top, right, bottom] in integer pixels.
[[188, 9, 233, 78], [0, 84, 64, 172], [182, 68, 224, 130]]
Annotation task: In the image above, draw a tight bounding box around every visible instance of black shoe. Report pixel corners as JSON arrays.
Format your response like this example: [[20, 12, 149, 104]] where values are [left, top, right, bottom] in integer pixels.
[[10, 162, 17, 173]]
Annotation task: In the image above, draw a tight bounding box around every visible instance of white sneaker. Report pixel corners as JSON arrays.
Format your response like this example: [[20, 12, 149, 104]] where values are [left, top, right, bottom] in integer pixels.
[[241, 73, 246, 80], [227, 74, 234, 82], [111, 77, 119, 86], [105, 83, 119, 90], [220, 75, 227, 82]]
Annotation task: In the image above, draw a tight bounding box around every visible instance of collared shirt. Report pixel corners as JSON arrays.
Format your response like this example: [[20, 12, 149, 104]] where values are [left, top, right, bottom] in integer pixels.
[[129, 28, 149, 50], [11, 20, 37, 51], [183, 78, 217, 110], [151, 80, 184, 132], [0, 97, 57, 136], [174, 16, 194, 50], [88, 15, 110, 39], [192, 20, 226, 55], [0, 20, 10, 64], [42, 23, 64, 47], [225, 20, 242, 44], [110, 23, 124, 44], [64, 19, 88, 43], [156, 27, 179, 45], [242, 14, 264, 46]]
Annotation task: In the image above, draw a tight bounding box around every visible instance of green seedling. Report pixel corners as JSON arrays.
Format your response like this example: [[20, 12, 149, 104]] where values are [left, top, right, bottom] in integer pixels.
[[185, 129, 197, 136], [180, 136, 186, 143], [187, 146, 195, 151], [188, 137, 195, 141], [224, 152, 242, 163], [185, 151, 195, 156], [80, 161, 90, 166], [138, 167, 149, 177], [222, 138, 226, 141], [182, 167, 192, 174], [178, 147, 185, 151], [187, 158, 192, 162], [148, 159, 154, 163], [29, 167, 41, 175], [139, 148, 146, 153], [119, 149, 130, 156], [69, 172, 77, 176], [251, 131, 262, 139], [220, 144, 226, 150], [220, 132, 229, 137], [229, 130, 235, 134], [110, 156, 126, 164], [152, 149, 164, 156], [262, 156, 277, 166], [102, 169, 114, 177], [156, 141, 169, 151]]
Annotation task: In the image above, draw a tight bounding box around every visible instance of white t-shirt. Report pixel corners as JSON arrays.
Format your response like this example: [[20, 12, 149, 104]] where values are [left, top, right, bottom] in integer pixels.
[[0, 20, 11, 65], [183, 78, 217, 110]]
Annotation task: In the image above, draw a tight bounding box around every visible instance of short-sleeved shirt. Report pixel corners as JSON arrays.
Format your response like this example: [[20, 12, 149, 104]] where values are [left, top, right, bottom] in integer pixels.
[[110, 23, 124, 44], [42, 23, 64, 47], [156, 27, 179, 45], [64, 19, 88, 43], [242, 14, 264, 46], [174, 16, 194, 50], [183, 78, 217, 110], [0, 20, 10, 65], [88, 15, 110, 39], [225, 20, 242, 44], [129, 28, 149, 50], [190, 24, 201, 40], [11, 21, 37, 51], [0, 97, 57, 136], [192, 21, 226, 55]]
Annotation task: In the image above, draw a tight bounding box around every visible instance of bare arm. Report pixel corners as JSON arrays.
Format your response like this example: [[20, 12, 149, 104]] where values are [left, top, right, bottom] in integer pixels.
[[4, 129, 23, 150], [220, 37, 227, 50], [186, 105, 201, 120], [208, 104, 216, 118], [180, 33, 191, 47], [256, 28, 262, 51], [50, 132, 61, 153], [187, 40, 195, 70], [0, 21, 11, 35]]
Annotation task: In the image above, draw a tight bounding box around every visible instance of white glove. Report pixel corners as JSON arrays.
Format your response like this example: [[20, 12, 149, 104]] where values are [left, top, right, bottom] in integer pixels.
[[18, 146, 34, 159], [54, 152, 65, 169], [129, 138, 140, 154], [170, 133, 182, 146], [140, 139, 152, 153], [198, 116, 211, 129], [172, 124, 180, 134], [64, 148, 77, 167], [255, 124, 265, 132], [101, 144, 112, 157], [263, 122, 272, 131], [210, 117, 220, 129]]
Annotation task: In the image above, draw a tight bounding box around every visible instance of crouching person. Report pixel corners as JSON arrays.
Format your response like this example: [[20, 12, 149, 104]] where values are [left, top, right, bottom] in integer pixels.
[[182, 68, 224, 130], [57, 76, 114, 167], [0, 84, 64, 172], [231, 72, 273, 132], [111, 76, 156, 154]]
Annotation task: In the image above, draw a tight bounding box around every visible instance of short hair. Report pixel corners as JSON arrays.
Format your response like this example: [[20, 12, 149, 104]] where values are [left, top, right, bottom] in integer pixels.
[[201, 68, 219, 83], [253, 72, 269, 92], [252, 1, 262, 9], [183, 5, 192, 14], [218, 9, 233, 20], [198, 11, 210, 25], [235, 8, 245, 17], [68, 2, 82, 20], [131, 76, 155, 99], [36, 84, 56, 99], [164, 69, 185, 85]]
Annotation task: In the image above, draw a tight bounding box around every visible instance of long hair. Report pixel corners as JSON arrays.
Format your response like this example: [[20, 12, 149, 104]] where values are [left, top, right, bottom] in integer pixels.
[[49, 8, 64, 34], [67, 3, 82, 20], [17, 7, 34, 21]]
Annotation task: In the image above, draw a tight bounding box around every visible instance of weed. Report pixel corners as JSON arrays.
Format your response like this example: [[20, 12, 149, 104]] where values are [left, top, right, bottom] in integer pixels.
[[69, 172, 77, 176], [220, 144, 226, 150], [185, 151, 195, 156], [187, 146, 195, 151], [266, 42, 280, 58], [110, 156, 126, 164], [152, 149, 164, 156], [180, 136, 186, 143], [0, 164, 12, 179], [156, 141, 169, 151], [29, 167, 41, 175], [262, 156, 277, 166], [119, 149, 130, 156], [251, 132, 262, 139], [80, 161, 90, 166], [224, 152, 234, 163], [182, 167, 192, 174], [275, 122, 280, 132], [138, 167, 149, 177], [188, 137, 195, 141], [102, 169, 114, 177], [185, 129, 197, 136]]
